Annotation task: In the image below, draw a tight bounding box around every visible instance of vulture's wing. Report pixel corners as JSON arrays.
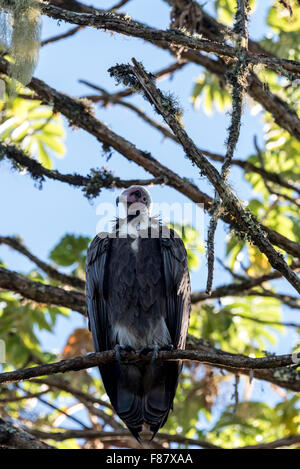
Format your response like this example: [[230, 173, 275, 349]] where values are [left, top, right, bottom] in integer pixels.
[[86, 234, 145, 438], [160, 228, 191, 349], [85, 234, 110, 353]]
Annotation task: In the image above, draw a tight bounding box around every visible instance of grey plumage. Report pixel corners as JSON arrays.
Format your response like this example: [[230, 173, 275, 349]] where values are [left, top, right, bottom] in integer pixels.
[[85, 188, 191, 441]]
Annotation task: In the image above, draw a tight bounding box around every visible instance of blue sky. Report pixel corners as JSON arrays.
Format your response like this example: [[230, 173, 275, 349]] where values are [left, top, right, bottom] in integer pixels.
[[0, 0, 296, 417]]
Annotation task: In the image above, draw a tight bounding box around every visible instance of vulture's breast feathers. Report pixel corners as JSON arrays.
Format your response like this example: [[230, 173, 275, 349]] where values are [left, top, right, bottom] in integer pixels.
[[107, 217, 171, 349]]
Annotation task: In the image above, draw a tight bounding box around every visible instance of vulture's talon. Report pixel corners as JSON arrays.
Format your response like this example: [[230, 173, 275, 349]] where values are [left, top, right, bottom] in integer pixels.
[[150, 345, 160, 363], [139, 345, 160, 363], [161, 344, 174, 351], [114, 345, 136, 363], [114, 344, 122, 363]]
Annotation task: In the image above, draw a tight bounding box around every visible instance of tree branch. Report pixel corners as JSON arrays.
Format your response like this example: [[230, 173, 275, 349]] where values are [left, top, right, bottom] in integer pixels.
[[186, 336, 300, 393], [0, 389, 49, 403], [117, 58, 300, 293], [41, 25, 83, 46], [0, 58, 299, 259], [0, 266, 86, 314], [1, 258, 299, 320], [0, 140, 164, 200], [0, 349, 298, 385], [105, 61, 187, 100], [0, 235, 85, 291], [241, 434, 300, 449], [27, 427, 221, 448], [191, 262, 300, 303], [206, 0, 250, 294], [80, 77, 300, 197], [169, 46, 300, 144], [0, 418, 54, 449], [41, 4, 300, 78], [79, 81, 178, 143], [203, 148, 300, 196], [1, 267, 298, 390], [39, 2, 300, 142]]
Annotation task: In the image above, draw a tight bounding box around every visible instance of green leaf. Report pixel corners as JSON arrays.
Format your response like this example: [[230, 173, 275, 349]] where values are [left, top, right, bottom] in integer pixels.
[[170, 223, 204, 271], [38, 141, 52, 169], [0, 91, 66, 167], [38, 134, 65, 156], [49, 234, 91, 270], [267, 3, 300, 32], [191, 72, 231, 115]]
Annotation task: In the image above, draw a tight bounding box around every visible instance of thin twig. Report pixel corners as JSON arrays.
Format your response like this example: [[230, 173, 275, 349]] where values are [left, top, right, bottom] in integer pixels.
[[206, 0, 250, 295], [79, 80, 178, 142], [41, 25, 83, 46]]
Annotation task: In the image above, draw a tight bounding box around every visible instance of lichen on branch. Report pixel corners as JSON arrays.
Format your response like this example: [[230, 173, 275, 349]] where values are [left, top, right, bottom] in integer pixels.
[[0, 0, 42, 93]]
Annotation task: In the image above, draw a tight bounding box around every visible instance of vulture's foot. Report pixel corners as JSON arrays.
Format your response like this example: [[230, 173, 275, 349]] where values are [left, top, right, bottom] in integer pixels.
[[139, 345, 172, 363], [114, 344, 136, 364], [161, 344, 174, 351], [142, 345, 159, 363]]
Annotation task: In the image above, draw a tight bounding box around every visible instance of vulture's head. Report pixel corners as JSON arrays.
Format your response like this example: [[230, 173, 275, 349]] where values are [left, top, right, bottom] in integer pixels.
[[116, 186, 152, 216]]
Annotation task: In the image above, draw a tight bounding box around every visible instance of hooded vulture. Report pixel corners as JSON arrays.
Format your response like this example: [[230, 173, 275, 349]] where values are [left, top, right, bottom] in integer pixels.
[[86, 186, 191, 442]]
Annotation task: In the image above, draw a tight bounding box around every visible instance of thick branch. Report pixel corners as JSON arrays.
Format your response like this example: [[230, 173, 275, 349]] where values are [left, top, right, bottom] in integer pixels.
[[186, 336, 300, 393], [40, 3, 300, 142], [241, 434, 300, 450], [0, 266, 86, 314], [0, 58, 298, 259], [0, 418, 54, 449], [0, 235, 85, 291], [28, 427, 221, 449], [125, 59, 300, 293], [41, 4, 300, 78], [0, 140, 163, 199], [27, 426, 300, 449], [2, 260, 299, 320], [191, 263, 300, 303], [85, 78, 300, 197], [1, 266, 299, 389], [0, 349, 298, 385]]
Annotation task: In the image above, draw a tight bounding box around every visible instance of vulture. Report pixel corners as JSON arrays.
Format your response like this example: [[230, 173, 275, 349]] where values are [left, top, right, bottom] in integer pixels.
[[85, 186, 191, 442]]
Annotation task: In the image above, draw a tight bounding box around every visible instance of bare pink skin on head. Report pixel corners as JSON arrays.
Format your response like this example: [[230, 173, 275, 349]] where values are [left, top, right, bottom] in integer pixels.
[[118, 186, 150, 207]]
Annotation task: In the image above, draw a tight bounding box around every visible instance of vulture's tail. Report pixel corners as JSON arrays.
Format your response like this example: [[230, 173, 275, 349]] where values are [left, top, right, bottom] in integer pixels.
[[99, 362, 144, 440], [100, 361, 181, 443], [142, 361, 182, 439]]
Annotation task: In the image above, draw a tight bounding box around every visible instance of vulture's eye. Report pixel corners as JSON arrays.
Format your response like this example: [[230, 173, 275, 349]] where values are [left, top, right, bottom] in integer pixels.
[[135, 190, 142, 198]]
